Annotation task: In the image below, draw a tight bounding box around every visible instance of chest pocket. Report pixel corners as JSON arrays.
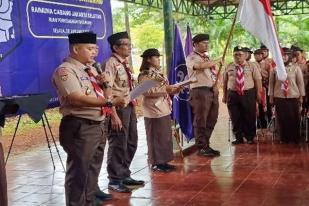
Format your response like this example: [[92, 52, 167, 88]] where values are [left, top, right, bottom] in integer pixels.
[[80, 76, 94, 95], [287, 67, 296, 80], [116, 67, 128, 87], [244, 67, 253, 81], [227, 69, 236, 81]]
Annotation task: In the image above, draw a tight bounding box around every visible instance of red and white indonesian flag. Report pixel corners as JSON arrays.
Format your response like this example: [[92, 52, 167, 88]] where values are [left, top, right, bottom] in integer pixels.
[[237, 0, 287, 81]]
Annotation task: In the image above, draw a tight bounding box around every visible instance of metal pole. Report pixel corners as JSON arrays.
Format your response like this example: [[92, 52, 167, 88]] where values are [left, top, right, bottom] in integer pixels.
[[163, 0, 173, 76]]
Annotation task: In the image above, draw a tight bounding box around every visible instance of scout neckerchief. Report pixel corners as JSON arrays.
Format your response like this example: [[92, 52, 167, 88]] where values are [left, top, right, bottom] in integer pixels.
[[235, 64, 245, 96], [112, 54, 137, 106], [84, 67, 111, 115], [150, 67, 172, 110], [194, 51, 217, 81]]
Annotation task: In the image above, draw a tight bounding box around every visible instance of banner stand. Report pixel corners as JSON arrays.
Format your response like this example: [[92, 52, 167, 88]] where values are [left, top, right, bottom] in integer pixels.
[[0, 94, 65, 172]]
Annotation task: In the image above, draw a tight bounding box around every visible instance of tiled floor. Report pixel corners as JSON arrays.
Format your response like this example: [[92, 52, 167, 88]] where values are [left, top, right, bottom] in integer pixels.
[[6, 104, 309, 206]]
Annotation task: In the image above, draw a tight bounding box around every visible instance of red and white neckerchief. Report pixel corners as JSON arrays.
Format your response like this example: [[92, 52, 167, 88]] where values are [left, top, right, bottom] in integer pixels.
[[195, 52, 217, 81], [281, 79, 289, 97], [235, 64, 245, 96], [84, 67, 111, 115], [113, 54, 137, 106]]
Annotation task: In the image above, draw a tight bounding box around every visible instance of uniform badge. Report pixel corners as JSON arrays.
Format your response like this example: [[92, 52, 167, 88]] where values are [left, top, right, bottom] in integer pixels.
[[58, 67, 68, 81], [80, 76, 89, 81], [85, 87, 91, 95]]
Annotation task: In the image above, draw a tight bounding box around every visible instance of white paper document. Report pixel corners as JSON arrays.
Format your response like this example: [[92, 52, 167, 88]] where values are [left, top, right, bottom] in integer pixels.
[[129, 79, 159, 100]]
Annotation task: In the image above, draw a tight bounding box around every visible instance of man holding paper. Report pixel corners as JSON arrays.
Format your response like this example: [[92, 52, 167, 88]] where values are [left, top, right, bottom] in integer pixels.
[[186, 34, 221, 157]]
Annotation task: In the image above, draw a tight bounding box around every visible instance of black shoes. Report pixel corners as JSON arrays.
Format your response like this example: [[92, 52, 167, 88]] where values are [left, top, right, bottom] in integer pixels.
[[123, 177, 145, 186], [95, 190, 112, 201], [152, 163, 176, 172], [198, 147, 220, 157], [247, 140, 255, 144], [108, 182, 131, 193], [232, 139, 244, 145], [232, 139, 255, 145], [164, 163, 176, 170]]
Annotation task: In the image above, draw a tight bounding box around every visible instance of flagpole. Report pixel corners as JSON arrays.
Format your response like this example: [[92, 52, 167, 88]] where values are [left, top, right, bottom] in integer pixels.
[[214, 10, 238, 86]]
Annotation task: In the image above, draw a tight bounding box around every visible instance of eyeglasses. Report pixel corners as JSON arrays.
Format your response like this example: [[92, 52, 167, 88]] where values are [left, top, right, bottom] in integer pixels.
[[234, 53, 245, 56], [118, 43, 132, 47]]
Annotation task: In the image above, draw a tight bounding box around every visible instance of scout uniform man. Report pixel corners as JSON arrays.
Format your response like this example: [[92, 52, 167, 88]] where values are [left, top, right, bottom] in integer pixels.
[[243, 47, 253, 62], [254, 48, 273, 129], [186, 33, 222, 157], [223, 46, 262, 144], [52, 32, 128, 206], [291, 46, 308, 111], [103, 31, 144, 193], [260, 44, 275, 67], [269, 47, 305, 143]]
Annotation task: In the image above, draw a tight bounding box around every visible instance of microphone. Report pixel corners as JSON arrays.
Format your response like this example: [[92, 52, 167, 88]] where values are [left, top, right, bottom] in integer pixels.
[[92, 62, 103, 74]]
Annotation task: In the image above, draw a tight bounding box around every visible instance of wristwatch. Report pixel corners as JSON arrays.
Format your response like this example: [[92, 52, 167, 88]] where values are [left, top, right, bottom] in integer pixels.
[[105, 97, 113, 108]]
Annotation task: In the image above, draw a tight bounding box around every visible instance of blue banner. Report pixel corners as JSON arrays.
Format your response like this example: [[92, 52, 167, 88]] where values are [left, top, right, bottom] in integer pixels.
[[0, 0, 113, 105], [169, 24, 193, 141]]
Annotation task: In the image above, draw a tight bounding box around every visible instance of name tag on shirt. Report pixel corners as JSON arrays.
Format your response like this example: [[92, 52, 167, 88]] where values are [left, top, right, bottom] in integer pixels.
[[80, 77, 89, 81]]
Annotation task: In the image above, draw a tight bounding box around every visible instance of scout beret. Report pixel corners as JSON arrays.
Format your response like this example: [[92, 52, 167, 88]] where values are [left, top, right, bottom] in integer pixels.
[[233, 46, 245, 52], [68, 32, 96, 44], [192, 34, 209, 43], [253, 49, 263, 54], [141, 48, 161, 58], [243, 47, 253, 53], [282, 47, 292, 54], [290, 45, 303, 52], [260, 44, 269, 50], [107, 31, 129, 46]]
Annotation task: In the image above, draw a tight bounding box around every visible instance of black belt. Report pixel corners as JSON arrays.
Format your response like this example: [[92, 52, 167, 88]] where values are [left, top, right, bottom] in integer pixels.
[[62, 115, 102, 125], [192, 86, 213, 91], [228, 88, 255, 94]]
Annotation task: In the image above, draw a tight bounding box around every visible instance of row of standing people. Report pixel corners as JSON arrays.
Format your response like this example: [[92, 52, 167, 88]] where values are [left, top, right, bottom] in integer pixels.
[[223, 45, 308, 145], [52, 31, 146, 206], [52, 31, 225, 206]]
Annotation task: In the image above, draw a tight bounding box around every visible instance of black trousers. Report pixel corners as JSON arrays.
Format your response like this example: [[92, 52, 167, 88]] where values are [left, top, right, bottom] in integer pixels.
[[274, 98, 300, 143], [107, 104, 138, 182], [227, 89, 257, 141], [257, 88, 272, 129], [59, 116, 106, 206], [0, 141, 8, 206]]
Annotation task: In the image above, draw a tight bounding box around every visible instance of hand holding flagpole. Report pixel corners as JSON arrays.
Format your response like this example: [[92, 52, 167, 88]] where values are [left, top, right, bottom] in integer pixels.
[[213, 12, 238, 88]]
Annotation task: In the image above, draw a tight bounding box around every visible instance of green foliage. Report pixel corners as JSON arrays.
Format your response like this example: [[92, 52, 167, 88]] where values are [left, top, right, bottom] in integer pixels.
[[1, 109, 61, 137], [111, 2, 308, 68]]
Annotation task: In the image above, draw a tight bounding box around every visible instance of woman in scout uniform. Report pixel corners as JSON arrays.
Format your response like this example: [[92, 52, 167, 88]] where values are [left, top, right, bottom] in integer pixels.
[[138, 48, 181, 172], [269, 47, 305, 143]]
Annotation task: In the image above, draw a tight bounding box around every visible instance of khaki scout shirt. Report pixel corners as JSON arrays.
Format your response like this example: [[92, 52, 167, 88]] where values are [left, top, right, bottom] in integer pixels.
[[52, 57, 104, 121], [224, 61, 262, 91], [257, 59, 272, 87], [294, 60, 309, 87], [103, 53, 131, 98], [138, 67, 171, 118], [268, 63, 305, 98], [186, 51, 217, 89]]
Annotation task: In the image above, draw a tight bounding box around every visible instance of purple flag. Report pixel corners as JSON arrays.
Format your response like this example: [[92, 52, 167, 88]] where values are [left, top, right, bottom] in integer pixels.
[[168, 24, 194, 140], [184, 24, 193, 57]]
